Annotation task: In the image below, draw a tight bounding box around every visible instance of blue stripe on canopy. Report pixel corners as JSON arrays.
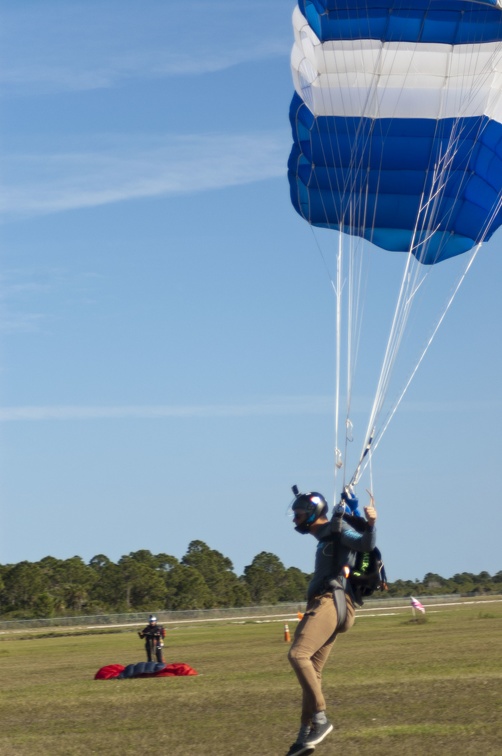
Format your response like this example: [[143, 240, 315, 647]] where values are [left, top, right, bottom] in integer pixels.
[[298, 0, 502, 43], [288, 93, 502, 263]]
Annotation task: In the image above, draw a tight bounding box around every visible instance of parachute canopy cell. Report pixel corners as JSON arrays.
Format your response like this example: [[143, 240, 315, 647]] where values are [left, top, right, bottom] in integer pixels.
[[288, 0, 502, 263]]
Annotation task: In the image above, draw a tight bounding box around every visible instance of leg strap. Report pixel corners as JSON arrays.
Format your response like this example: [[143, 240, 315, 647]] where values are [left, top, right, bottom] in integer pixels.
[[329, 579, 347, 631]]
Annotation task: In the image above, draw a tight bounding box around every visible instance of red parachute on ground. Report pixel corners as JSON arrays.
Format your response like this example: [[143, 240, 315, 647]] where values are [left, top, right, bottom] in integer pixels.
[[95, 661, 197, 680]]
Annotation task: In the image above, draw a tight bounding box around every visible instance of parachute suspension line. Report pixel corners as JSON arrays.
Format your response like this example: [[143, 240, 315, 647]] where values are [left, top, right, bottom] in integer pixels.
[[420, 38, 502, 262], [350, 426, 375, 487], [356, 178, 440, 468], [349, 30, 462, 476], [377, 36, 502, 452], [353, 34, 502, 471], [357, 241, 483, 478], [357, 101, 502, 478], [302, 96, 347, 498], [353, 33, 432, 471], [334, 230, 343, 492], [342, 30, 441, 468], [305, 55, 345, 495], [321, 26, 425, 489], [413, 120, 466, 263], [307, 223, 338, 295], [355, 48, 475, 462], [365, 440, 375, 506], [358, 249, 416, 463], [333, 33, 395, 491], [302, 33, 366, 499], [343, 235, 369, 485], [289, 2, 502, 496], [305, 226, 347, 497]]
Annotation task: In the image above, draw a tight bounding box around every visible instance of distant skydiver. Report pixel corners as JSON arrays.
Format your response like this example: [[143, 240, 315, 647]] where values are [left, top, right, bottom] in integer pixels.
[[138, 615, 166, 663], [286, 487, 377, 756]]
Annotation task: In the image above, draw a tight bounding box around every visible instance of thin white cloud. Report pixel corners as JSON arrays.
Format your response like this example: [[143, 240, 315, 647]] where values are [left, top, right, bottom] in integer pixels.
[[0, 1, 290, 95], [0, 397, 331, 422], [0, 396, 498, 422], [0, 267, 95, 333], [0, 132, 287, 219], [0, 313, 46, 334], [1, 40, 288, 95]]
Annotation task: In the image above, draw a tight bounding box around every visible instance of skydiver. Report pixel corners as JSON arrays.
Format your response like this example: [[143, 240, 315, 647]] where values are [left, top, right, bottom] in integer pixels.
[[285, 487, 377, 756], [138, 614, 166, 663]]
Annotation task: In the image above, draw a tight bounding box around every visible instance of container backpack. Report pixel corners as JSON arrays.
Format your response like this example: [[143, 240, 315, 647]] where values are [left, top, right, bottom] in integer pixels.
[[342, 512, 388, 605]]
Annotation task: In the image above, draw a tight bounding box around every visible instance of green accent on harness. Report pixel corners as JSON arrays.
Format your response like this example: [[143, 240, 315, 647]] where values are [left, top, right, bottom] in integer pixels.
[[353, 552, 370, 578]]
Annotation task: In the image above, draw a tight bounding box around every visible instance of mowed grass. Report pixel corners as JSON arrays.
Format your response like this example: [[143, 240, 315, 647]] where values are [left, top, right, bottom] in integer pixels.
[[0, 602, 501, 755]]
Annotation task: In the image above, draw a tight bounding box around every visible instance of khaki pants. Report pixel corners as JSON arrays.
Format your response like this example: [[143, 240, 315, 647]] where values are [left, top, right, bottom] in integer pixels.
[[288, 591, 355, 725]]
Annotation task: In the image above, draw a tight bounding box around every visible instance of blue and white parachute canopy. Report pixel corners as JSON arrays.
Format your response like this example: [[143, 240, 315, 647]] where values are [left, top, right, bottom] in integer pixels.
[[287, 0, 502, 492], [288, 0, 502, 264]]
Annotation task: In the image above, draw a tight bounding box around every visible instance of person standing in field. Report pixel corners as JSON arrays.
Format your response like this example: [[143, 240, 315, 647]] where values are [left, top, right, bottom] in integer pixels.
[[138, 615, 166, 663], [286, 487, 377, 756]]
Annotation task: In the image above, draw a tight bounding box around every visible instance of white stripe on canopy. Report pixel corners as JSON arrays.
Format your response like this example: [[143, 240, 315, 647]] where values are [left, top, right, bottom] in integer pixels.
[[292, 6, 502, 120]]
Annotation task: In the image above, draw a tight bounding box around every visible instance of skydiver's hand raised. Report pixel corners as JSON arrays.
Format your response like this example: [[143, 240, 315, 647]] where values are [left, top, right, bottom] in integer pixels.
[[364, 505, 377, 526]]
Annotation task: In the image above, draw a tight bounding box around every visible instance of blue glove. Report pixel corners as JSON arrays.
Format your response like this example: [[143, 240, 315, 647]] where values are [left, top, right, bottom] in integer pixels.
[[342, 487, 361, 517]]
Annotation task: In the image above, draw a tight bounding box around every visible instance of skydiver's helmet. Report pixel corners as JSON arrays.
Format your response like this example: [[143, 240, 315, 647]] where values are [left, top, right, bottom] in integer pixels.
[[291, 486, 328, 534], [149, 615, 157, 624]]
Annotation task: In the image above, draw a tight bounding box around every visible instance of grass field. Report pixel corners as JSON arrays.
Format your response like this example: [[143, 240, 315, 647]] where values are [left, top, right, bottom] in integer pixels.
[[1, 601, 501, 755]]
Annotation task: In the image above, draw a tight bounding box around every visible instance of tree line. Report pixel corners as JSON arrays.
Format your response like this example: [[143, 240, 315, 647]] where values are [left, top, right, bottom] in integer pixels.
[[0, 540, 500, 618]]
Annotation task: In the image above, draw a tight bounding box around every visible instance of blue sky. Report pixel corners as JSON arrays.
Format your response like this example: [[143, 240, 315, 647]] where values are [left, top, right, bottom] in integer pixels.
[[1, 0, 501, 584]]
